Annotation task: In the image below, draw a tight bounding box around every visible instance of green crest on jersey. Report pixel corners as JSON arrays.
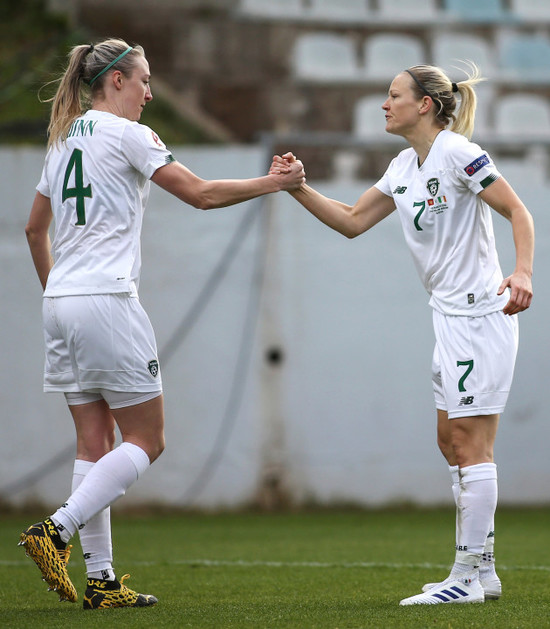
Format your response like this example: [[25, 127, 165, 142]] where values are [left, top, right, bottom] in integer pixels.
[[427, 177, 439, 196]]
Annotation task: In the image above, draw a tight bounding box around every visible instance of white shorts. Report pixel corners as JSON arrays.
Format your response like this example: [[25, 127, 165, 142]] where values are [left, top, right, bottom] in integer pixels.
[[432, 309, 518, 419], [64, 390, 161, 410], [43, 294, 162, 395]]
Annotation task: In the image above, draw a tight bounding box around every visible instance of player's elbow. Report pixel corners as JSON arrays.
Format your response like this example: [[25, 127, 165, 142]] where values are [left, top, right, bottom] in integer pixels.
[[194, 195, 217, 211], [343, 227, 361, 239], [342, 218, 363, 239], [25, 221, 45, 244], [187, 183, 218, 210]]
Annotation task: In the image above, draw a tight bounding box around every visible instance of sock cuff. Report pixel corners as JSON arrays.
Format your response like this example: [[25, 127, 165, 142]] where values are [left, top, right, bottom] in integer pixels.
[[448, 464, 460, 485], [455, 549, 481, 568], [73, 459, 95, 475], [119, 442, 150, 478], [460, 462, 497, 483]]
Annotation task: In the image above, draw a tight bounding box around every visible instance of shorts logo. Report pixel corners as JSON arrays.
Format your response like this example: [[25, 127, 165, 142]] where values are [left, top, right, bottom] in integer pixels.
[[426, 178, 439, 196], [464, 154, 489, 176], [459, 396, 474, 406], [468, 293, 475, 304], [148, 359, 159, 377]]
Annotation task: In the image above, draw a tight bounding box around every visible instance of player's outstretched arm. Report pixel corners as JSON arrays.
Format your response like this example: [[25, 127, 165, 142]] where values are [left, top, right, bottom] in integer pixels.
[[270, 153, 395, 239], [151, 160, 305, 210]]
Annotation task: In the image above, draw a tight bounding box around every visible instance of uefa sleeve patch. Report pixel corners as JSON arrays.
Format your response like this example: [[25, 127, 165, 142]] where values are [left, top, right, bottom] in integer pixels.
[[150, 130, 166, 149], [464, 154, 490, 176]]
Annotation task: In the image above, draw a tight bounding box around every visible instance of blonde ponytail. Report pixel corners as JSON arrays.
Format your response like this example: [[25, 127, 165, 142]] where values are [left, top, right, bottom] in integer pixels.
[[405, 62, 485, 140]]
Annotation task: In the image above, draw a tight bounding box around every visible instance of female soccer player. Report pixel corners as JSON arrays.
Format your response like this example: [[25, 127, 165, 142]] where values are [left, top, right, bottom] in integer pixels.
[[271, 64, 534, 605], [20, 38, 304, 609]]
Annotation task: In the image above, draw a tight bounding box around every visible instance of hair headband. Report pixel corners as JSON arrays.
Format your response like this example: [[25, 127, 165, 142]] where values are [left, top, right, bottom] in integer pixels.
[[405, 69, 433, 99], [406, 69, 459, 98], [88, 46, 133, 86]]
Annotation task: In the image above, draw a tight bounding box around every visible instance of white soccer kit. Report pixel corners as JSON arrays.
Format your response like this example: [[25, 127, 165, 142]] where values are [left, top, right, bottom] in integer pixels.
[[36, 110, 174, 394], [37, 110, 175, 297], [375, 129, 507, 317], [375, 129, 517, 416]]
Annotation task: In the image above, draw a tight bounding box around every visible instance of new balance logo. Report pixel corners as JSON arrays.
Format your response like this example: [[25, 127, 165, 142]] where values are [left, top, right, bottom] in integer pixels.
[[393, 186, 407, 194], [459, 396, 474, 406]]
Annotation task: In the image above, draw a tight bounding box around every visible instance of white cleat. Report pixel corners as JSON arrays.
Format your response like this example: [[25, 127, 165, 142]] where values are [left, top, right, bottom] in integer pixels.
[[400, 573, 485, 606], [422, 571, 501, 600], [479, 575, 501, 600]]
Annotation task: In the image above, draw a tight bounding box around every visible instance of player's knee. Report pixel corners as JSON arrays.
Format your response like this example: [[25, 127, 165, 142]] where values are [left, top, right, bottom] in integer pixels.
[[436, 433, 453, 461], [147, 432, 165, 463]]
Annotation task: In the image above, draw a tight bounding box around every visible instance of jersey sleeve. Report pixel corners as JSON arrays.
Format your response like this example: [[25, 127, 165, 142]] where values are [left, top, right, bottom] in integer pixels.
[[451, 138, 501, 194], [36, 149, 52, 197], [120, 122, 176, 179], [374, 157, 398, 198]]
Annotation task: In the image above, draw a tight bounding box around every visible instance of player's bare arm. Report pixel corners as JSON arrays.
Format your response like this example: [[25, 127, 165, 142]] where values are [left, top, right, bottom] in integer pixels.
[[479, 177, 534, 315], [151, 160, 305, 210], [270, 152, 396, 237], [25, 192, 54, 290], [290, 184, 396, 239]]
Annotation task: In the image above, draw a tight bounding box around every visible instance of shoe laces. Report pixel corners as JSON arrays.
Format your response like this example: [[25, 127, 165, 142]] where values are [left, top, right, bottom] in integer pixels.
[[58, 544, 73, 566]]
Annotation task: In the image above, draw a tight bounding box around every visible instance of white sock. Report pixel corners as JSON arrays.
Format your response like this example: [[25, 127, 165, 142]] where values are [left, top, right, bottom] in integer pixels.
[[449, 464, 460, 546], [71, 459, 115, 580], [451, 462, 498, 575], [481, 527, 496, 577], [51, 443, 150, 542]]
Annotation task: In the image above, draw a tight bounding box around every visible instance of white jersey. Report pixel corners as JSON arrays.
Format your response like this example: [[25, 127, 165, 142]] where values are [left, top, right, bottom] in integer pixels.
[[375, 129, 508, 316], [37, 110, 175, 297]]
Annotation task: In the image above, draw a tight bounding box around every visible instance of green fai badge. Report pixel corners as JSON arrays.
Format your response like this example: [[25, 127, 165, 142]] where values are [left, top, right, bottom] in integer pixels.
[[427, 177, 439, 197], [148, 359, 159, 377]]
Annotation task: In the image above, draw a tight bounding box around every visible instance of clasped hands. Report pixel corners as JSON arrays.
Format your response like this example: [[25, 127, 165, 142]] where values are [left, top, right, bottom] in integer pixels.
[[269, 152, 306, 191]]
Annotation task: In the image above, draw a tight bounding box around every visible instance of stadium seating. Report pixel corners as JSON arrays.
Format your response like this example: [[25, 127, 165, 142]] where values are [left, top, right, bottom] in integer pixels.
[[239, 0, 304, 18], [442, 0, 509, 22], [509, 0, 550, 22], [374, 0, 439, 22], [239, 0, 550, 180], [471, 84, 494, 137], [498, 33, 550, 83], [431, 33, 496, 78], [293, 33, 360, 81], [353, 94, 389, 139], [494, 93, 550, 139], [307, 0, 370, 22], [363, 34, 425, 80]]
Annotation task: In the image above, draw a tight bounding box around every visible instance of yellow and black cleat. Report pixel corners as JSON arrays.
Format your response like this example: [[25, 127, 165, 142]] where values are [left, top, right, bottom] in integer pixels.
[[19, 519, 77, 603], [83, 573, 158, 609]]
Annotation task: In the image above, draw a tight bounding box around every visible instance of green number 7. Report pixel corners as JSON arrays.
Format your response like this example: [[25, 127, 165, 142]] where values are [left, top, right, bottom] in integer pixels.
[[62, 148, 92, 226], [457, 359, 474, 392], [413, 201, 425, 231]]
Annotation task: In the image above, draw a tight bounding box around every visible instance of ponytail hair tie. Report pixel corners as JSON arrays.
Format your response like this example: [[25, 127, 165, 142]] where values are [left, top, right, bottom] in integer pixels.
[[87, 44, 94, 54], [452, 82, 459, 93]]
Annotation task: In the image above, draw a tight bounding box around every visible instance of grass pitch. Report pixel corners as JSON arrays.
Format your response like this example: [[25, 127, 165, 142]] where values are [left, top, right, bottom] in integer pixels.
[[2, 507, 549, 628]]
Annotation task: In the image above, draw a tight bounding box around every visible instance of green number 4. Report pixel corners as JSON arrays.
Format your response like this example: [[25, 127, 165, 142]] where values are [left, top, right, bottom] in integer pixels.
[[62, 148, 92, 225], [457, 359, 474, 392]]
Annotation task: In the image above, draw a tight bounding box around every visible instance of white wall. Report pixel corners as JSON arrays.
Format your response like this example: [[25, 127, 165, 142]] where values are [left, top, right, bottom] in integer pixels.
[[0, 145, 548, 510]]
